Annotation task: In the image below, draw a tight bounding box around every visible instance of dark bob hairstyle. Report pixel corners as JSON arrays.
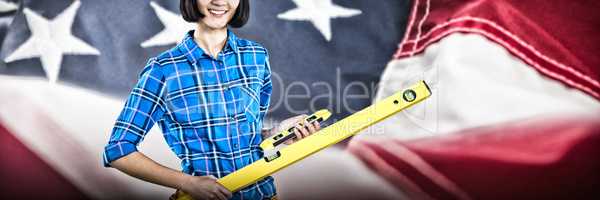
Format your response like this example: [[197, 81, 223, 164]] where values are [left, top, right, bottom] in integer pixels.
[[180, 0, 250, 28]]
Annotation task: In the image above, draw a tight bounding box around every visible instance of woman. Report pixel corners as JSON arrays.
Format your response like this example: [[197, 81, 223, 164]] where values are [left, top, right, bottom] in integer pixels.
[[102, 0, 320, 199]]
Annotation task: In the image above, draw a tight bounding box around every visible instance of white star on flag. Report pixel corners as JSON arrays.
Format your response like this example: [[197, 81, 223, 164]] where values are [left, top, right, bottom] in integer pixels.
[[3, 1, 100, 83], [141, 1, 196, 48], [277, 0, 362, 41], [0, 0, 18, 12]]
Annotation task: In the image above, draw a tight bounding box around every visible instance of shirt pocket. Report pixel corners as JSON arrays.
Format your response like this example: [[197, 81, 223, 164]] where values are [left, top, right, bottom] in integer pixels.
[[231, 83, 261, 124], [241, 64, 266, 88], [238, 64, 265, 121]]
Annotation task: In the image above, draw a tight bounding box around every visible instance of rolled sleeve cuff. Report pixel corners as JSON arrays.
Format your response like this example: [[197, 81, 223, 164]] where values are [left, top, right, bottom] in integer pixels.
[[103, 141, 138, 167]]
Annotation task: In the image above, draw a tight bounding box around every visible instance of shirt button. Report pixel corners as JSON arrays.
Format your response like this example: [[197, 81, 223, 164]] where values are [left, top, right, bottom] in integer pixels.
[[233, 143, 239, 148]]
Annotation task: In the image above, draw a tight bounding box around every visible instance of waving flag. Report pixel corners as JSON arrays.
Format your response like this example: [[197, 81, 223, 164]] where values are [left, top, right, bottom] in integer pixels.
[[5, 0, 597, 199], [350, 0, 600, 199], [354, 0, 600, 141], [349, 115, 600, 200], [0, 0, 410, 199]]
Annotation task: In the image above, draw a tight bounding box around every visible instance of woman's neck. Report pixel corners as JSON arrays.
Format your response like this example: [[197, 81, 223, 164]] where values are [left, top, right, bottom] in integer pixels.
[[193, 22, 228, 59]]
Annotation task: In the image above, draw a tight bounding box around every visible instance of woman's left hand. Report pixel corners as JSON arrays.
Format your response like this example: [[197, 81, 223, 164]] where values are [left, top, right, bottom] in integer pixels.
[[272, 114, 321, 144]]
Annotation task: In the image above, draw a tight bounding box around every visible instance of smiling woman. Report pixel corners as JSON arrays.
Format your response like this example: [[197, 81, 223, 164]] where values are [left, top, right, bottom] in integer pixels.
[[180, 0, 249, 28], [102, 0, 322, 200]]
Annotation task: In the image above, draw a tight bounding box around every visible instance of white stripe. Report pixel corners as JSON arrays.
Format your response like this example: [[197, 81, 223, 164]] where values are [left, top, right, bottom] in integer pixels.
[[357, 33, 600, 141], [0, 75, 180, 199]]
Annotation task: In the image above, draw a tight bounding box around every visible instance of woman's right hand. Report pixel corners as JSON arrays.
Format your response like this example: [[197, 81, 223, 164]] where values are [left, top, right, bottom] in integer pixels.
[[180, 175, 232, 200]]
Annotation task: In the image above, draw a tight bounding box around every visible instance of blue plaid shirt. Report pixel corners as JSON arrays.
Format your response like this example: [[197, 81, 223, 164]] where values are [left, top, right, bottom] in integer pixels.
[[103, 30, 275, 199]]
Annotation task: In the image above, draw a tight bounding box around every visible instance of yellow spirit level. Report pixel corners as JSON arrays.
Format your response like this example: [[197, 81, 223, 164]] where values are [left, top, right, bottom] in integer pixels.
[[260, 109, 332, 162], [177, 80, 431, 200]]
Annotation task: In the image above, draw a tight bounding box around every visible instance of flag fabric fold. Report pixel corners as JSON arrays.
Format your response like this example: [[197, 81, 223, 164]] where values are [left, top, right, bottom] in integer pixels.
[[348, 115, 600, 200], [396, 0, 600, 99], [349, 0, 600, 199]]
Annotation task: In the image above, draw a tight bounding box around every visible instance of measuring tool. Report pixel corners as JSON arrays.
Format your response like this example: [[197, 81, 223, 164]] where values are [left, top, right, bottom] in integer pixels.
[[261, 109, 332, 162], [178, 80, 431, 200]]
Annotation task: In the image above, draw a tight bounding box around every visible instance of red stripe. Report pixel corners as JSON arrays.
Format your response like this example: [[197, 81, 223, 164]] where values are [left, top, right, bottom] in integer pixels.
[[0, 122, 91, 200], [395, 17, 599, 99], [393, 0, 600, 100], [347, 140, 436, 200], [363, 141, 462, 200], [350, 116, 600, 200]]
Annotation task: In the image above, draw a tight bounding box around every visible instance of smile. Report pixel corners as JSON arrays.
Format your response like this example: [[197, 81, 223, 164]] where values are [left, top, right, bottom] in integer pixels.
[[208, 9, 228, 16]]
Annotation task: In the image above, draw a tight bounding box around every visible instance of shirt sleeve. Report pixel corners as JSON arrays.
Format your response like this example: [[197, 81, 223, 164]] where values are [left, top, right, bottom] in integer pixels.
[[258, 51, 273, 126], [103, 58, 166, 167]]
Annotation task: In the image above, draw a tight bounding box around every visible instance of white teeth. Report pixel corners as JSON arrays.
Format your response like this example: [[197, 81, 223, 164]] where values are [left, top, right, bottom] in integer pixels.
[[209, 9, 227, 15]]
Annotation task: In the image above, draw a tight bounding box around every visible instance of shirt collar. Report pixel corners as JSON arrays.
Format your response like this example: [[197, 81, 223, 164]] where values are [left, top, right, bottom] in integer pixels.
[[179, 29, 239, 62], [225, 29, 239, 53]]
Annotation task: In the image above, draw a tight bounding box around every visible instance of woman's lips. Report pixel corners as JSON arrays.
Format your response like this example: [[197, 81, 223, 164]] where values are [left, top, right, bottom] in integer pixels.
[[209, 9, 227, 16]]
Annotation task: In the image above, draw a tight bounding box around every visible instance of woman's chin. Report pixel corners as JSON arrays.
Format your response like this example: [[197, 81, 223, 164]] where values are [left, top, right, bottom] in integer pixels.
[[201, 21, 229, 30]]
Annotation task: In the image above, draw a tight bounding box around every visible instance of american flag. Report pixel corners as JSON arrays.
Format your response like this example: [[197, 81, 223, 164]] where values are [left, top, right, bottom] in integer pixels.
[[350, 0, 600, 199], [1, 0, 599, 200], [0, 0, 410, 199]]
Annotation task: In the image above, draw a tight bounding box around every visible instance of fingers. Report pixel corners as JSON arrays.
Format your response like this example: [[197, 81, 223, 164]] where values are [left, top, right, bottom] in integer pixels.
[[205, 176, 229, 200], [217, 184, 233, 199], [294, 123, 310, 139], [285, 114, 322, 144], [293, 120, 321, 140], [294, 115, 309, 139], [293, 124, 303, 141], [305, 119, 316, 134], [213, 189, 227, 200]]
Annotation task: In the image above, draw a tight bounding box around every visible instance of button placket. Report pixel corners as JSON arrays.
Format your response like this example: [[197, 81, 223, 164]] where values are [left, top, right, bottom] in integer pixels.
[[219, 53, 244, 169]]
